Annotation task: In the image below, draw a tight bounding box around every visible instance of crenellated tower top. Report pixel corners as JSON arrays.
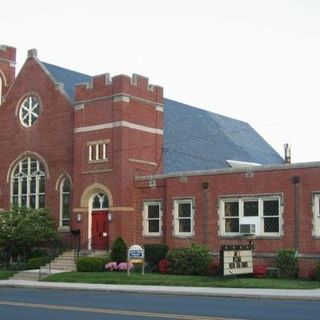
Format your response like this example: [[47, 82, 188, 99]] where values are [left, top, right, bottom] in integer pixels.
[[0, 45, 16, 104], [74, 73, 163, 105]]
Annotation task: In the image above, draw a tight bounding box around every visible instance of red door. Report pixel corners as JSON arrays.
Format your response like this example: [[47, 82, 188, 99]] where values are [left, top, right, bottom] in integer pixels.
[[91, 210, 108, 250]]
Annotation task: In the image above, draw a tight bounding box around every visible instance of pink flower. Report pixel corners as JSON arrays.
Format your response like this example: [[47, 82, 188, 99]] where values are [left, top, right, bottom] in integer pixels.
[[105, 262, 118, 271], [117, 262, 134, 271]]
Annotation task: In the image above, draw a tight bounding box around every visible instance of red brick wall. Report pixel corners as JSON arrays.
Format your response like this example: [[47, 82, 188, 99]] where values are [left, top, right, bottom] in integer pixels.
[[0, 45, 16, 96], [0, 55, 74, 227], [133, 165, 320, 277], [72, 73, 163, 246]]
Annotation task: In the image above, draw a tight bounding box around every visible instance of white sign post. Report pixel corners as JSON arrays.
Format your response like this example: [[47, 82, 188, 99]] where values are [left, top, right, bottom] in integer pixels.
[[127, 244, 145, 276]]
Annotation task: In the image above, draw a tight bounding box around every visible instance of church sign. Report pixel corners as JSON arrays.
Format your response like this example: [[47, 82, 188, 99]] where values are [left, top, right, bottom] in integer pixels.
[[221, 245, 253, 276]]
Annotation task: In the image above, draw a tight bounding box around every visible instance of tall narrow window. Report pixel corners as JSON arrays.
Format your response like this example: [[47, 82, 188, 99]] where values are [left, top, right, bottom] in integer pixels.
[[143, 201, 162, 236], [312, 193, 320, 237], [173, 199, 194, 236], [60, 178, 71, 228], [0, 76, 2, 105], [11, 157, 45, 209]]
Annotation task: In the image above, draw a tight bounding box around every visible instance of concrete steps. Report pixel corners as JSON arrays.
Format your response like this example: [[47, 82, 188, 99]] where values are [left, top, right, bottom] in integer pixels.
[[10, 250, 77, 281], [10, 270, 40, 281], [46, 250, 77, 271]]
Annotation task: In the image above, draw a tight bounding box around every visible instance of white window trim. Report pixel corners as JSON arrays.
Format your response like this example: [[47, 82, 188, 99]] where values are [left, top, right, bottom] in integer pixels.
[[219, 195, 282, 237], [173, 198, 195, 237], [87, 139, 110, 163], [312, 193, 320, 237], [142, 201, 162, 237], [11, 157, 45, 209]]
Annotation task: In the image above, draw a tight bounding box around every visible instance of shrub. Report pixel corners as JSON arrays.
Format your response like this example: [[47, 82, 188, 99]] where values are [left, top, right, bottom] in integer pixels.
[[253, 264, 268, 278], [207, 261, 219, 276], [26, 256, 49, 269], [28, 248, 48, 259], [158, 258, 170, 274], [76, 257, 104, 272], [166, 244, 211, 275], [144, 244, 169, 272], [315, 263, 320, 281], [111, 237, 127, 263], [275, 249, 298, 278]]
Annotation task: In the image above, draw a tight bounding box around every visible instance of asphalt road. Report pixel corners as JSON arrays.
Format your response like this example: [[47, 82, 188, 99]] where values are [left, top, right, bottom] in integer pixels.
[[0, 287, 319, 320]]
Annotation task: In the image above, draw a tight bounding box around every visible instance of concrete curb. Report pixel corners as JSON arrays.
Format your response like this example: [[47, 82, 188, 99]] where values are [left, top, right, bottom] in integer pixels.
[[1, 280, 320, 301]]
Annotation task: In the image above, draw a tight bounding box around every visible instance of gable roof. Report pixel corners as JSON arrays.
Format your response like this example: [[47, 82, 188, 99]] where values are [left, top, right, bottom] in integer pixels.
[[41, 62, 284, 172], [163, 99, 283, 173], [42, 62, 91, 102]]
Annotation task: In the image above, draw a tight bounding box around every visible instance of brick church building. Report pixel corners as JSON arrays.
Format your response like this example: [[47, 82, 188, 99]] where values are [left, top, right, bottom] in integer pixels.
[[1, 45, 320, 276]]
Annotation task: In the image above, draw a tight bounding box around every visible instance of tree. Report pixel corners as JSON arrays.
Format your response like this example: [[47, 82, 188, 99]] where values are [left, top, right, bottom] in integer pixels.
[[0, 206, 59, 264], [111, 236, 127, 263]]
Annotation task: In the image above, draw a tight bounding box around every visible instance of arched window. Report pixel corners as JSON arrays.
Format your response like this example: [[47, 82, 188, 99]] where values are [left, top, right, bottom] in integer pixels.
[[92, 193, 108, 210], [11, 157, 45, 209], [0, 76, 2, 105], [60, 178, 71, 228]]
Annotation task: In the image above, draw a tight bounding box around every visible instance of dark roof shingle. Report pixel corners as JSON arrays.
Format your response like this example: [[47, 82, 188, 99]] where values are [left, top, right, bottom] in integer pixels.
[[42, 63, 284, 173]]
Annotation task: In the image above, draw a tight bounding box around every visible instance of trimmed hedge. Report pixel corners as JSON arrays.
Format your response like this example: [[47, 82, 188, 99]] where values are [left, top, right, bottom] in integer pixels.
[[166, 244, 211, 276], [76, 257, 105, 272], [26, 256, 49, 269]]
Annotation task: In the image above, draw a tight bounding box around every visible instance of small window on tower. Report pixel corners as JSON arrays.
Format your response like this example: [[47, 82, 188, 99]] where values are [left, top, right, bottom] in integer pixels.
[[87, 140, 110, 162]]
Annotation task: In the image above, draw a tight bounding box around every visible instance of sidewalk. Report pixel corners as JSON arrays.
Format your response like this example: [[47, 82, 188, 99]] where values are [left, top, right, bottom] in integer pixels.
[[1, 278, 320, 301]]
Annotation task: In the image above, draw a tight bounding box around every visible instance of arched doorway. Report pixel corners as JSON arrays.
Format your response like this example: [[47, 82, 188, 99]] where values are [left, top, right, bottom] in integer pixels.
[[90, 193, 109, 250]]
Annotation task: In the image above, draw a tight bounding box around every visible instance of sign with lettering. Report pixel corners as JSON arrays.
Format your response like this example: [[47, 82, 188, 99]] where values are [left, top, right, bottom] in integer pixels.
[[127, 244, 145, 276], [128, 245, 144, 264], [221, 245, 253, 276]]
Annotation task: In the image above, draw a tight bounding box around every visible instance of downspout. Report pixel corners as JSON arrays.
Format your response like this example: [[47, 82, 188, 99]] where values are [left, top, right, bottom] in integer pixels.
[[292, 176, 300, 252], [202, 182, 209, 245]]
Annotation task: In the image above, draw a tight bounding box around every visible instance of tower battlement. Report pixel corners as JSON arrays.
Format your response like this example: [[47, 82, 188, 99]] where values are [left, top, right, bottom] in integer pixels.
[[0, 45, 16, 62], [75, 73, 163, 104]]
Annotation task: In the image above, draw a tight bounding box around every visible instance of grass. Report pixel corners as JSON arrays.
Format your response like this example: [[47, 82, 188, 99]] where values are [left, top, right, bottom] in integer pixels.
[[0, 269, 14, 280], [44, 272, 320, 289]]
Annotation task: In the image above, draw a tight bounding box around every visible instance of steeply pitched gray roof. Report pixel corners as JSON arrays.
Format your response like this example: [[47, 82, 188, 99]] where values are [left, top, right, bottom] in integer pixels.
[[42, 62, 284, 173], [163, 99, 283, 173], [42, 62, 91, 101]]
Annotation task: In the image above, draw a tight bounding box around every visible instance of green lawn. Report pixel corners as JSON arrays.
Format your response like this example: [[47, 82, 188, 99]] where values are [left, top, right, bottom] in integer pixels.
[[0, 269, 13, 280], [44, 272, 320, 289]]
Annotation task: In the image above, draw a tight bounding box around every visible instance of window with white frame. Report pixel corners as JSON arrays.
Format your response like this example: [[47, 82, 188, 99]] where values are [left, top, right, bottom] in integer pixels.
[[92, 193, 108, 210], [88, 140, 109, 162], [173, 199, 194, 236], [143, 201, 162, 236], [312, 193, 320, 236], [220, 195, 281, 236], [11, 157, 45, 209], [59, 178, 71, 228]]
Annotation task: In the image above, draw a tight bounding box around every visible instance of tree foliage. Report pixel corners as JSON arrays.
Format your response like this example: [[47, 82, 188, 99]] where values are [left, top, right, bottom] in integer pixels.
[[0, 206, 59, 264], [111, 236, 127, 263]]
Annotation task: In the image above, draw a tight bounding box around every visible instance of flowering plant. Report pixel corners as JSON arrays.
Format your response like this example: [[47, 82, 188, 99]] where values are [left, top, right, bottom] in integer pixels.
[[105, 261, 134, 272], [118, 262, 134, 271], [105, 262, 118, 271], [253, 264, 268, 278]]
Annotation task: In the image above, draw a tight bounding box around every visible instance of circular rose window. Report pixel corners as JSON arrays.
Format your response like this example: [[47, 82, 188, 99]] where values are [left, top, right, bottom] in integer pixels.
[[19, 95, 41, 127]]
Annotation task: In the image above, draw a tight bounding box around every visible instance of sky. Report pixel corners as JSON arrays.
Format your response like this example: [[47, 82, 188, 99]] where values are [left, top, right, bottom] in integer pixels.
[[1, 0, 320, 163]]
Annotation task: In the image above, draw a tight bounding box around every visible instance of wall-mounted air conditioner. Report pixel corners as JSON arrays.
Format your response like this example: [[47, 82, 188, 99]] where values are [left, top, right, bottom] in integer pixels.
[[240, 224, 256, 234]]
